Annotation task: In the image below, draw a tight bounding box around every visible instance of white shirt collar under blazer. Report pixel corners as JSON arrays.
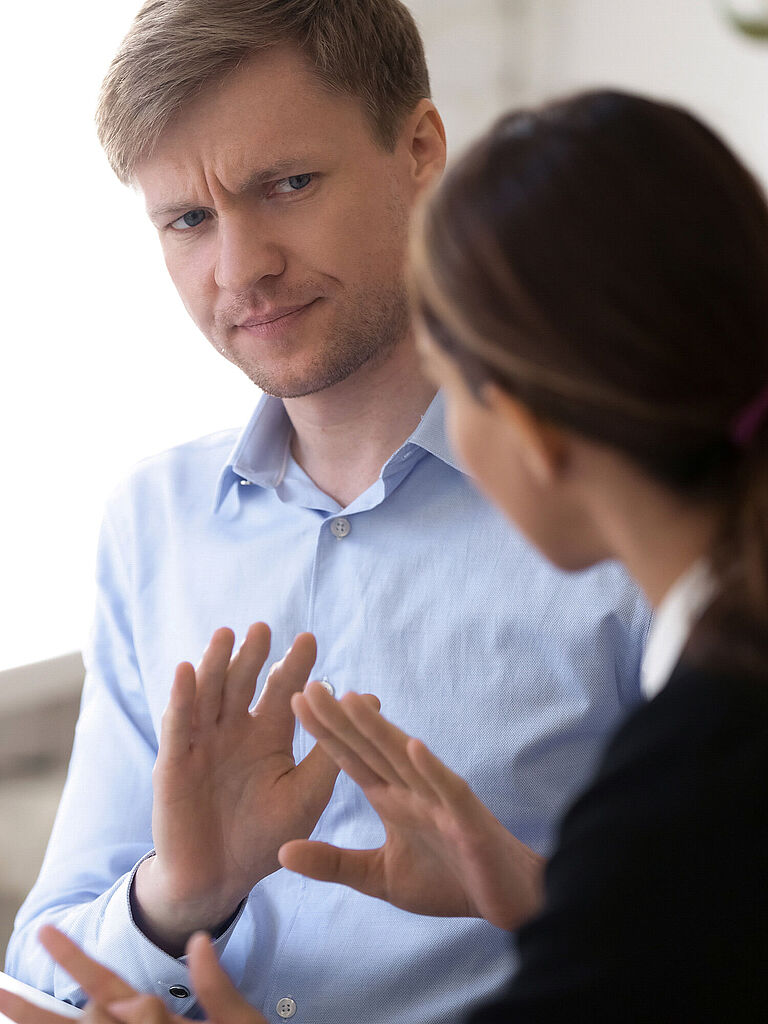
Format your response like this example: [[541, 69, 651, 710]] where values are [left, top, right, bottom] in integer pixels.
[[641, 559, 716, 700]]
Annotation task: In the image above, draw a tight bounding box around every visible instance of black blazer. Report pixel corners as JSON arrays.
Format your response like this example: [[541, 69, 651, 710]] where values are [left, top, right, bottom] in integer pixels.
[[469, 658, 768, 1022]]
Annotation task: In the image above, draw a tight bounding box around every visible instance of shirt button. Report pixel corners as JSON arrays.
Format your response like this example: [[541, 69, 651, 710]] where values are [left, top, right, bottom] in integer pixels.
[[168, 986, 190, 1000], [319, 676, 335, 696], [276, 996, 297, 1019], [330, 517, 351, 539]]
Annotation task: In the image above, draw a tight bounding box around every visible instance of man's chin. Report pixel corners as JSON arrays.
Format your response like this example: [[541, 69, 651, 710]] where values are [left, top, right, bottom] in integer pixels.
[[228, 347, 394, 400], [249, 369, 360, 400]]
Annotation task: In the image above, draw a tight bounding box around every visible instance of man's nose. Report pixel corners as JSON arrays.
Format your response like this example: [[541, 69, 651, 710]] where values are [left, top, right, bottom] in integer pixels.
[[214, 214, 285, 293]]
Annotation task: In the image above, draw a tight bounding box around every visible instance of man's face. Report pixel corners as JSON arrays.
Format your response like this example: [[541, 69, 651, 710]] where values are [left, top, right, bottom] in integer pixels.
[[134, 47, 422, 398]]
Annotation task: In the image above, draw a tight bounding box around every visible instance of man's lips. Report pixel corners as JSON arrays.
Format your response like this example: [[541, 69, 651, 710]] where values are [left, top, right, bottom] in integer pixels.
[[238, 301, 317, 328]]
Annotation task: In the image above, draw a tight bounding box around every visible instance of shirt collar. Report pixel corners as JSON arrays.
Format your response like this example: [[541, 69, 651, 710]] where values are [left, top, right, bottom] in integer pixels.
[[213, 389, 463, 512], [640, 558, 716, 700], [409, 390, 462, 471]]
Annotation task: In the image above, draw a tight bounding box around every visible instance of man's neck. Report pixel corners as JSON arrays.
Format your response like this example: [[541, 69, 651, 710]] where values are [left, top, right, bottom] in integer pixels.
[[285, 337, 437, 508]]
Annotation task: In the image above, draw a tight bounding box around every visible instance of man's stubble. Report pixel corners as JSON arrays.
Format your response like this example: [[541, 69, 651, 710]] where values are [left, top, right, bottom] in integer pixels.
[[216, 275, 412, 400], [214, 182, 413, 399]]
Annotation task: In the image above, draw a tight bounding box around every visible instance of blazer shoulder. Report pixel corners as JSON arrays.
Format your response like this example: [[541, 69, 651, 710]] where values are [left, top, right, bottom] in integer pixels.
[[602, 656, 768, 775]]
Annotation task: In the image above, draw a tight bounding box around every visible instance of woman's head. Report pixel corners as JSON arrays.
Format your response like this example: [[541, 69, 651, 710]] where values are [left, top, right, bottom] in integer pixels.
[[412, 90, 768, 654]]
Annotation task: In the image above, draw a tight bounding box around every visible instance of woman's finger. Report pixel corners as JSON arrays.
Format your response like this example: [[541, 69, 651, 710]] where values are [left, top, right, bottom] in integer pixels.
[[407, 737, 477, 815], [278, 839, 385, 899], [106, 995, 178, 1024], [80, 1007, 122, 1024], [299, 683, 406, 787], [37, 926, 135, 1005], [186, 933, 269, 1024], [291, 690, 386, 790], [0, 990, 74, 1024], [340, 693, 440, 801]]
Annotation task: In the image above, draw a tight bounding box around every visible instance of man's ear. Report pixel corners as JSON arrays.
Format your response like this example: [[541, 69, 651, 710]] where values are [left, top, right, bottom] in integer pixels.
[[404, 100, 447, 192], [482, 382, 569, 487]]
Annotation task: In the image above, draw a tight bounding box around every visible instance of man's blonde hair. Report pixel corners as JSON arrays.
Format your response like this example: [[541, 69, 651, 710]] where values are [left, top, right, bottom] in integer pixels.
[[96, 0, 431, 184]]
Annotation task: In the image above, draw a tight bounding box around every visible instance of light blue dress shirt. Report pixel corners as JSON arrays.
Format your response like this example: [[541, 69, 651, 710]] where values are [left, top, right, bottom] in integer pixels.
[[7, 392, 650, 1024]]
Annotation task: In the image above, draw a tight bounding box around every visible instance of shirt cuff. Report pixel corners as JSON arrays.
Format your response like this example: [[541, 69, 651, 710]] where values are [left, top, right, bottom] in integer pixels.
[[101, 852, 247, 1015]]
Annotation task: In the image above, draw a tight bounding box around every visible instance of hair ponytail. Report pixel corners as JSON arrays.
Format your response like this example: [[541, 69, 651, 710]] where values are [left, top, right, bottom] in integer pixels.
[[697, 420, 768, 675]]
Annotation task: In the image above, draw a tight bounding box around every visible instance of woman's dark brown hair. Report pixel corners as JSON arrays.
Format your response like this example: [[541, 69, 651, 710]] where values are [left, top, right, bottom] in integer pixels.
[[412, 89, 768, 673]]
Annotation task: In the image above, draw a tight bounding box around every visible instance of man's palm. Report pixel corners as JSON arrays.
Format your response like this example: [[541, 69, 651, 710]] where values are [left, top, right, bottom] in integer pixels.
[[136, 625, 340, 951]]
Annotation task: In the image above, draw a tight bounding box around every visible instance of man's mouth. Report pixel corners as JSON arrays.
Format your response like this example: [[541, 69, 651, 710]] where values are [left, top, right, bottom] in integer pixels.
[[238, 300, 318, 329]]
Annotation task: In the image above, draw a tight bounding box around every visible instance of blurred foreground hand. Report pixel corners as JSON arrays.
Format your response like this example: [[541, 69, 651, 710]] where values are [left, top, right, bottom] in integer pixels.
[[0, 926, 267, 1024]]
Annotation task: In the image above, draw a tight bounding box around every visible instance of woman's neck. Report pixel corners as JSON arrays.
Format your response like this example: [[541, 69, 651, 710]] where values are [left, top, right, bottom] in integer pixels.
[[577, 444, 720, 609]]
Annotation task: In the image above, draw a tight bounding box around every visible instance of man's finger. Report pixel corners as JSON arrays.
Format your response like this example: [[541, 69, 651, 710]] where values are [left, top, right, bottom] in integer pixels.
[[194, 627, 236, 729], [37, 925, 135, 1004], [290, 739, 342, 814], [278, 840, 385, 901], [251, 633, 317, 745], [158, 662, 195, 766], [186, 933, 268, 1024], [219, 622, 271, 720]]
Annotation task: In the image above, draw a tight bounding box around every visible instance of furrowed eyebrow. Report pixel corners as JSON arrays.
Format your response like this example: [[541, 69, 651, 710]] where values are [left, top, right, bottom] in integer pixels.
[[148, 201, 201, 222], [148, 158, 319, 222], [232, 158, 315, 195]]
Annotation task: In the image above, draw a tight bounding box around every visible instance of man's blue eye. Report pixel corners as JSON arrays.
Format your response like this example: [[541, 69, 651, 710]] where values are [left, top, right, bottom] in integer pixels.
[[287, 174, 312, 190], [272, 174, 315, 195], [171, 209, 207, 230]]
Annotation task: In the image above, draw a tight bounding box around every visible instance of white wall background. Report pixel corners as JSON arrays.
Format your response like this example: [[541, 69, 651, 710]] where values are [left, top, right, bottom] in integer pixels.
[[532, 0, 768, 191], [1, 0, 767, 670]]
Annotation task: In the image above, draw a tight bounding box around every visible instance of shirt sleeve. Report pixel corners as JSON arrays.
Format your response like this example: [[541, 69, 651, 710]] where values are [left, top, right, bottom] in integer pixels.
[[3, 505, 247, 1013]]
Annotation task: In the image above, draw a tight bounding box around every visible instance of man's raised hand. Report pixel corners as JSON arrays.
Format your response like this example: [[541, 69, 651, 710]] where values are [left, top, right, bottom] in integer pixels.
[[133, 624, 340, 955], [280, 683, 545, 931]]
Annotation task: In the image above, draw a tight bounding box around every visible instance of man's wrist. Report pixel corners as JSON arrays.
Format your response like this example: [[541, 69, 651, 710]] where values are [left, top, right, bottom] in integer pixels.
[[130, 856, 244, 957]]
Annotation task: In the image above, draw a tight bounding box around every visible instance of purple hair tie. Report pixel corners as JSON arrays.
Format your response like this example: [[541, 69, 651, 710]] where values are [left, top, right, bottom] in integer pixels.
[[730, 382, 768, 447]]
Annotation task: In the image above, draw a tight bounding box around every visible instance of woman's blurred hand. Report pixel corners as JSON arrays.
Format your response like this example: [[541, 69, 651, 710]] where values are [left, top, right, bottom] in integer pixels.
[[282, 682, 545, 930], [0, 926, 267, 1024]]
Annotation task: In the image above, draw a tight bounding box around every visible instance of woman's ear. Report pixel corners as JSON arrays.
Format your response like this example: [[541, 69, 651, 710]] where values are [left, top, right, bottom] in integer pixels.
[[481, 383, 569, 487]]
